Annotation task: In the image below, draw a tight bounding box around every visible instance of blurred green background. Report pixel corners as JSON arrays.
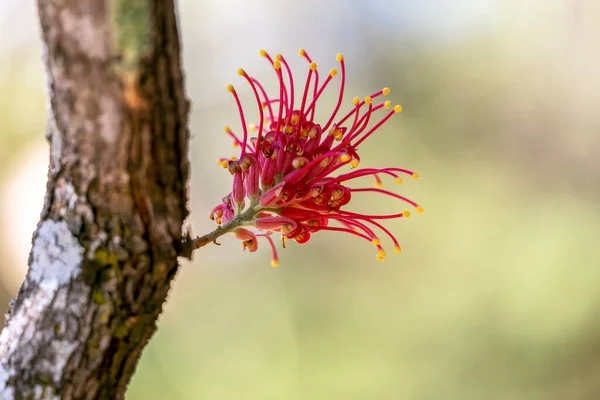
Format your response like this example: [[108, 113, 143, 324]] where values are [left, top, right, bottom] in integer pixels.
[[2, 0, 600, 399]]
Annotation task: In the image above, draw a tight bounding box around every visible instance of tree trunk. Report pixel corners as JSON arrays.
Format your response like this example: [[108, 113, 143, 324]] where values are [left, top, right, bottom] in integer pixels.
[[0, 0, 190, 398]]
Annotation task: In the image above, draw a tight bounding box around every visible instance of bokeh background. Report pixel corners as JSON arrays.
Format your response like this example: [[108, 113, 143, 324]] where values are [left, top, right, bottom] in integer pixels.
[[2, 0, 600, 399]]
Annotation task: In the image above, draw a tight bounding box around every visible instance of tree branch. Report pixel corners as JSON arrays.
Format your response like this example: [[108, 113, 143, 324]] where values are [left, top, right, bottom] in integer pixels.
[[0, 1, 190, 398]]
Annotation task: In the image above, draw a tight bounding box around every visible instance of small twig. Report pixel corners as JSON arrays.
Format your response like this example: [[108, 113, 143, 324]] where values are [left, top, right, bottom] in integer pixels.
[[179, 206, 259, 259]]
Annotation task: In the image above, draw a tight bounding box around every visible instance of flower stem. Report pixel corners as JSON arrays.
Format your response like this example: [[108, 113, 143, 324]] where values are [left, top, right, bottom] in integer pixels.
[[190, 206, 260, 250]]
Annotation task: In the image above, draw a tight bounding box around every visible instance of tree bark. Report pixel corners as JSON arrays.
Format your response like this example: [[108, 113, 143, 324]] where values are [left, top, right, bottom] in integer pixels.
[[0, 0, 190, 398]]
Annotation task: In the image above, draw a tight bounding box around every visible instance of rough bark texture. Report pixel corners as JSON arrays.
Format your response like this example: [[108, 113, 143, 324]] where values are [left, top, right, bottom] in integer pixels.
[[0, 0, 190, 398]]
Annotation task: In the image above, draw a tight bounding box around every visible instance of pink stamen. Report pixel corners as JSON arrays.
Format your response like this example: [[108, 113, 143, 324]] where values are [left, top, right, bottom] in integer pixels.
[[300, 50, 320, 120], [274, 65, 286, 142], [239, 70, 265, 154], [337, 88, 387, 126], [284, 151, 346, 185], [277, 54, 295, 117], [337, 214, 400, 249], [300, 67, 314, 117], [351, 108, 396, 148], [257, 233, 279, 267], [374, 174, 382, 187], [337, 99, 365, 128], [224, 126, 244, 148], [311, 68, 319, 120], [378, 167, 417, 176], [333, 216, 378, 240], [338, 209, 408, 220], [260, 50, 275, 66], [348, 102, 387, 139], [350, 187, 420, 208], [263, 51, 288, 113], [303, 72, 335, 118], [263, 99, 280, 107], [250, 77, 275, 122], [335, 167, 417, 183], [323, 55, 345, 132], [315, 225, 372, 243], [335, 168, 401, 183], [329, 102, 377, 153], [349, 102, 375, 138], [300, 49, 320, 91], [346, 101, 362, 137], [227, 86, 249, 156], [370, 88, 388, 98], [366, 218, 401, 248]]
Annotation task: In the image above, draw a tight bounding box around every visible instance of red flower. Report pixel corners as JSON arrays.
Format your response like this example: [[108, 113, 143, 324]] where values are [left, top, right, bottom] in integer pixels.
[[208, 49, 423, 267]]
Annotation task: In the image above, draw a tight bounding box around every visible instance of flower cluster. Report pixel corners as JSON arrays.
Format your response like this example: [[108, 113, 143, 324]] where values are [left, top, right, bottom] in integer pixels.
[[207, 49, 422, 267]]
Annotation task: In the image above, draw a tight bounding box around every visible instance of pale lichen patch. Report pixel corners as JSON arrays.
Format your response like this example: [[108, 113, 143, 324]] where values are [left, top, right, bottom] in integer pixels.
[[29, 220, 84, 291], [0, 286, 54, 399], [33, 383, 60, 400], [87, 231, 108, 260], [0, 364, 15, 399], [49, 127, 62, 176], [0, 281, 85, 398], [53, 180, 78, 217], [41, 340, 79, 383]]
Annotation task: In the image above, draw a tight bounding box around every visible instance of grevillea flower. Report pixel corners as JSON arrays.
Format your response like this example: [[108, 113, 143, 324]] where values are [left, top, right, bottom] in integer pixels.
[[197, 49, 423, 267]]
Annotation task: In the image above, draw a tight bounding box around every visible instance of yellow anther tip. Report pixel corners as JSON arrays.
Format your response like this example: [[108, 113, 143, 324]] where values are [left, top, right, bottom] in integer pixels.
[[273, 61, 282, 69], [259, 49, 267, 57], [330, 68, 338, 77], [340, 154, 351, 162], [275, 54, 282, 61], [412, 173, 420, 180], [395, 177, 403, 184], [350, 159, 360, 168], [352, 96, 360, 105], [382, 87, 391, 95], [226, 84, 234, 92], [237, 68, 245, 76], [384, 100, 391, 109], [364, 96, 373, 104], [232, 142, 239, 148], [402, 210, 411, 218], [224, 126, 231, 132], [394, 105, 403, 113], [220, 160, 229, 168], [375, 181, 383, 188], [371, 238, 380, 246], [378, 250, 387, 258], [309, 62, 318, 71], [249, 124, 257, 131], [394, 246, 402, 254], [271, 260, 279, 268], [416, 206, 424, 213], [299, 48, 305, 56], [336, 53, 344, 62]]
